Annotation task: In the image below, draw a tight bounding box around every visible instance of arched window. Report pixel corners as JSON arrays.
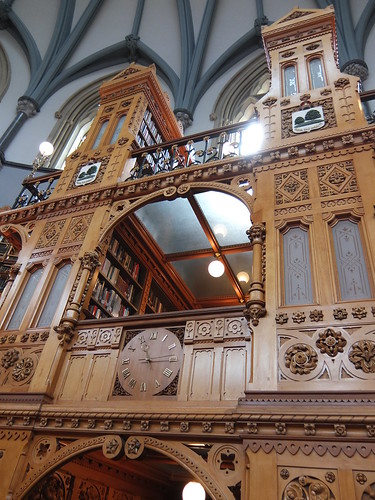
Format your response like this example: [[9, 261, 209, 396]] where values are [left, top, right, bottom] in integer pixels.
[[7, 267, 43, 330], [37, 263, 72, 327], [331, 219, 371, 300], [110, 115, 127, 144], [309, 57, 326, 89], [92, 120, 109, 149], [283, 65, 298, 96], [283, 226, 313, 305]]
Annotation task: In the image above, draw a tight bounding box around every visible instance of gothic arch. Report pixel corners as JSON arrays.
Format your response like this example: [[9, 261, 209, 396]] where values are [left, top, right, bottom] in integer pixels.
[[14, 434, 231, 499], [211, 53, 270, 128], [0, 43, 10, 101]]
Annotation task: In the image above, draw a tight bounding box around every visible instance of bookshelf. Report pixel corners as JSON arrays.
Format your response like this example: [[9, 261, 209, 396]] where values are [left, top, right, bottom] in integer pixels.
[[88, 232, 145, 319], [135, 108, 163, 148], [88, 229, 176, 319]]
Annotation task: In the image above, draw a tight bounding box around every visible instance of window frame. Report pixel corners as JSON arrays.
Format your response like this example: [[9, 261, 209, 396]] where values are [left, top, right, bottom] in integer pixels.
[[307, 54, 327, 90]]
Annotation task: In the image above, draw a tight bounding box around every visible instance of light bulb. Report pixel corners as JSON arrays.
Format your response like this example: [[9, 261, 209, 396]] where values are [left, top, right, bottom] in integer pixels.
[[213, 223, 227, 238], [208, 260, 225, 278], [237, 271, 250, 283], [182, 481, 205, 500], [39, 141, 54, 157], [240, 122, 264, 156]]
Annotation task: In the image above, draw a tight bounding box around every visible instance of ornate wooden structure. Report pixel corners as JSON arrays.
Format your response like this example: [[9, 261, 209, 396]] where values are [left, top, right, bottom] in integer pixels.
[[0, 7, 375, 499]]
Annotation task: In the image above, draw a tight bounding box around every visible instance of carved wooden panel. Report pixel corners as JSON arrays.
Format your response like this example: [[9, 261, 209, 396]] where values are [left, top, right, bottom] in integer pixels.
[[318, 160, 358, 197], [275, 169, 309, 205], [221, 347, 247, 400], [83, 353, 112, 400], [188, 349, 214, 400], [278, 326, 375, 384], [35, 220, 66, 249], [58, 355, 88, 400], [62, 214, 93, 243]]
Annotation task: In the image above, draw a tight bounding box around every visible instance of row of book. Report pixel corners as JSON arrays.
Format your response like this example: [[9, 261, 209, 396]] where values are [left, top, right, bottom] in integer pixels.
[[143, 110, 162, 143], [92, 279, 135, 316], [88, 303, 131, 319], [147, 287, 165, 313], [108, 238, 141, 281]]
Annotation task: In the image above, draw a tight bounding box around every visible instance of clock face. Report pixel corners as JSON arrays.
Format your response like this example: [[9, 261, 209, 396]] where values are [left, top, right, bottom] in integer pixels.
[[117, 328, 183, 397]]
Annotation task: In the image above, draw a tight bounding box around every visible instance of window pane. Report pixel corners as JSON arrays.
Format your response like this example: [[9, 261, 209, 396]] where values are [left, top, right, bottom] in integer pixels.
[[92, 120, 109, 149], [7, 268, 43, 330], [309, 58, 325, 89], [110, 115, 127, 144], [332, 220, 371, 300], [37, 263, 72, 327], [283, 65, 297, 96], [283, 228, 313, 305]]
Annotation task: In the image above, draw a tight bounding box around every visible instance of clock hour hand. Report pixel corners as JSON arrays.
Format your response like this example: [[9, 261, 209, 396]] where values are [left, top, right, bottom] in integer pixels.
[[138, 354, 177, 362], [141, 343, 151, 362]]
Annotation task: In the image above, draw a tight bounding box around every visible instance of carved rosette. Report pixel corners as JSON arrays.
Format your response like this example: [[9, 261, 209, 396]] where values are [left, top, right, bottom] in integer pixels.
[[316, 328, 347, 357], [283, 475, 335, 500], [284, 344, 318, 375], [348, 340, 375, 373]]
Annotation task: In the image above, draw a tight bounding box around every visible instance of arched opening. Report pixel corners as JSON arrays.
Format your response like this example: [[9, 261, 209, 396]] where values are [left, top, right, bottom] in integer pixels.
[[86, 186, 253, 320], [18, 436, 233, 499]]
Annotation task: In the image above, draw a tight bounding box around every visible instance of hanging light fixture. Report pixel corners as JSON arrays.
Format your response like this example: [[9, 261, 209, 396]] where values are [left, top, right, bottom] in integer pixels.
[[182, 481, 206, 500], [208, 259, 225, 278], [213, 223, 228, 238], [237, 271, 250, 283]]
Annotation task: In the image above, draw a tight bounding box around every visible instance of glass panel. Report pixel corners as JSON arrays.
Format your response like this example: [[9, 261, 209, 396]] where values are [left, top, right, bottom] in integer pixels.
[[283, 227, 313, 305], [7, 268, 43, 330], [37, 263, 72, 327], [309, 58, 325, 89], [194, 191, 251, 246], [332, 220, 371, 300], [135, 198, 210, 254], [226, 251, 253, 294], [172, 256, 235, 298], [283, 65, 297, 96], [92, 120, 109, 149], [110, 115, 126, 144]]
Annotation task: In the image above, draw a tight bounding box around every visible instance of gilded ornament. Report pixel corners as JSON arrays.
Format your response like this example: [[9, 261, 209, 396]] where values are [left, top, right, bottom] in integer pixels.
[[104, 419, 113, 430], [202, 422, 212, 433], [366, 425, 375, 437], [284, 343, 318, 375], [352, 307, 367, 319], [180, 421, 189, 432], [287, 146, 299, 157], [334, 424, 346, 436], [280, 469, 290, 480], [275, 313, 288, 325], [325, 472, 335, 483], [246, 422, 258, 434], [140, 420, 149, 431], [316, 328, 346, 357], [225, 422, 235, 434], [333, 307, 348, 320], [304, 423, 316, 436], [160, 421, 169, 432], [356, 472, 367, 485], [275, 422, 286, 435], [348, 340, 375, 373], [309, 309, 323, 322], [1, 349, 20, 369], [341, 134, 354, 145], [292, 311, 306, 324]]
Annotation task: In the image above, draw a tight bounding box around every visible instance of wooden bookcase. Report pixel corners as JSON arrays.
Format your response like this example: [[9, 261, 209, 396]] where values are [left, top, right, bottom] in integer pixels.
[[88, 227, 177, 318], [135, 108, 163, 148]]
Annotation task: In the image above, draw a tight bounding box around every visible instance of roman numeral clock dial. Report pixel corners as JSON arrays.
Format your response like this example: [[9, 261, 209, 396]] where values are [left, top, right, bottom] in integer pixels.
[[117, 328, 183, 397]]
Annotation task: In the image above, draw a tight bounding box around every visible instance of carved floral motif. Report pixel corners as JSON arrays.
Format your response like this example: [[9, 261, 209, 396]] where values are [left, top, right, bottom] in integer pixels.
[[333, 308, 348, 320], [276, 313, 288, 325], [284, 344, 318, 375], [352, 307, 367, 319], [1, 349, 20, 368], [292, 311, 306, 324], [348, 340, 375, 373], [12, 357, 34, 381], [316, 328, 347, 357], [309, 309, 323, 322], [283, 475, 334, 500]]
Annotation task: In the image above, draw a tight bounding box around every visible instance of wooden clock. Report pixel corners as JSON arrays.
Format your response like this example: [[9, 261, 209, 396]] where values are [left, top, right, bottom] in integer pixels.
[[117, 328, 183, 397]]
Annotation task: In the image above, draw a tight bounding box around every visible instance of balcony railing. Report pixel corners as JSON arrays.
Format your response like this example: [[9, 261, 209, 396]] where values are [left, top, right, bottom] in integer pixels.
[[126, 120, 252, 181], [12, 170, 62, 209]]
